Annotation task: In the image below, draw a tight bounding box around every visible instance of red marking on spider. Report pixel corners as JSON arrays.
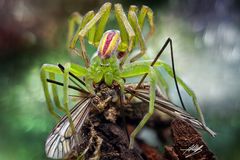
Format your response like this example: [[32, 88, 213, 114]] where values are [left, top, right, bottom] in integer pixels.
[[117, 51, 126, 59], [102, 31, 116, 57]]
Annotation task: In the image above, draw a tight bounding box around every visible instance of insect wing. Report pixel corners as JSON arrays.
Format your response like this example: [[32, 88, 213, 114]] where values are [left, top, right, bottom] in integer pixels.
[[45, 98, 91, 159], [126, 87, 206, 131]]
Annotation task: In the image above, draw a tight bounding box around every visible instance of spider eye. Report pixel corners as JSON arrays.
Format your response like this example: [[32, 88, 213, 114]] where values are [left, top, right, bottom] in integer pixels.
[[98, 30, 121, 59], [117, 51, 126, 59]]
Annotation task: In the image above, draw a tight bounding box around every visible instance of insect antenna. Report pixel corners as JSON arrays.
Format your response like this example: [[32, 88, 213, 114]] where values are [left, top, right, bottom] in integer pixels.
[[133, 38, 186, 110]]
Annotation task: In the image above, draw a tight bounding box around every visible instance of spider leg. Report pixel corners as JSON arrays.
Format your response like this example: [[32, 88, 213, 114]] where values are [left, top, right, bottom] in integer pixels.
[[77, 3, 112, 67], [40, 63, 88, 130], [63, 63, 76, 133], [158, 61, 211, 134], [128, 6, 147, 63], [126, 5, 155, 63], [92, 3, 113, 46], [67, 12, 82, 50], [114, 3, 135, 66], [134, 38, 186, 110], [135, 38, 214, 136], [70, 3, 112, 67], [68, 11, 96, 56], [129, 67, 156, 149], [153, 66, 170, 97], [41, 64, 66, 120], [49, 73, 65, 112], [138, 5, 155, 40]]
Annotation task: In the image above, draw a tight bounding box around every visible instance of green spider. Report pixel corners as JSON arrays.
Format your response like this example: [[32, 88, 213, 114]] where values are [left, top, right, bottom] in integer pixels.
[[41, 2, 215, 159], [67, 2, 154, 67]]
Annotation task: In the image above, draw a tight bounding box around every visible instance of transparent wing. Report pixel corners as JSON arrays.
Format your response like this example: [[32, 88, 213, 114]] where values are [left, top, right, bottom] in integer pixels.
[[45, 98, 91, 159], [125, 86, 206, 131]]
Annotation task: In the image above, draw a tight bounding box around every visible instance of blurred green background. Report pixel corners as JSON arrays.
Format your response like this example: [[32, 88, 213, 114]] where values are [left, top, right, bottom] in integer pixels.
[[1, 0, 240, 159]]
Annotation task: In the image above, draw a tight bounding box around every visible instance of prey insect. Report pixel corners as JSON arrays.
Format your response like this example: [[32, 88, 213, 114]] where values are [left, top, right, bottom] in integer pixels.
[[41, 2, 215, 159]]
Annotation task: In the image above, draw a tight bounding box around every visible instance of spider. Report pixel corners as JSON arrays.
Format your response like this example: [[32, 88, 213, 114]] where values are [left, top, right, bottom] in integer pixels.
[[67, 2, 154, 67], [40, 2, 215, 159]]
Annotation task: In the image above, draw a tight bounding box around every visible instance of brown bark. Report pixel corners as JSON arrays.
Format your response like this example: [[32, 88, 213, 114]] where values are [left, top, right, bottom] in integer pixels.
[[67, 84, 215, 160]]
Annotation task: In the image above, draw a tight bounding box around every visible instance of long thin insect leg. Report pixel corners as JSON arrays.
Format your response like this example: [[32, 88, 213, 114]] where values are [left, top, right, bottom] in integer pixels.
[[58, 64, 86, 91], [133, 38, 186, 110], [58, 64, 85, 85], [126, 86, 215, 136], [157, 61, 216, 136], [134, 39, 169, 88], [46, 79, 86, 93], [132, 38, 215, 136], [169, 39, 186, 110]]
